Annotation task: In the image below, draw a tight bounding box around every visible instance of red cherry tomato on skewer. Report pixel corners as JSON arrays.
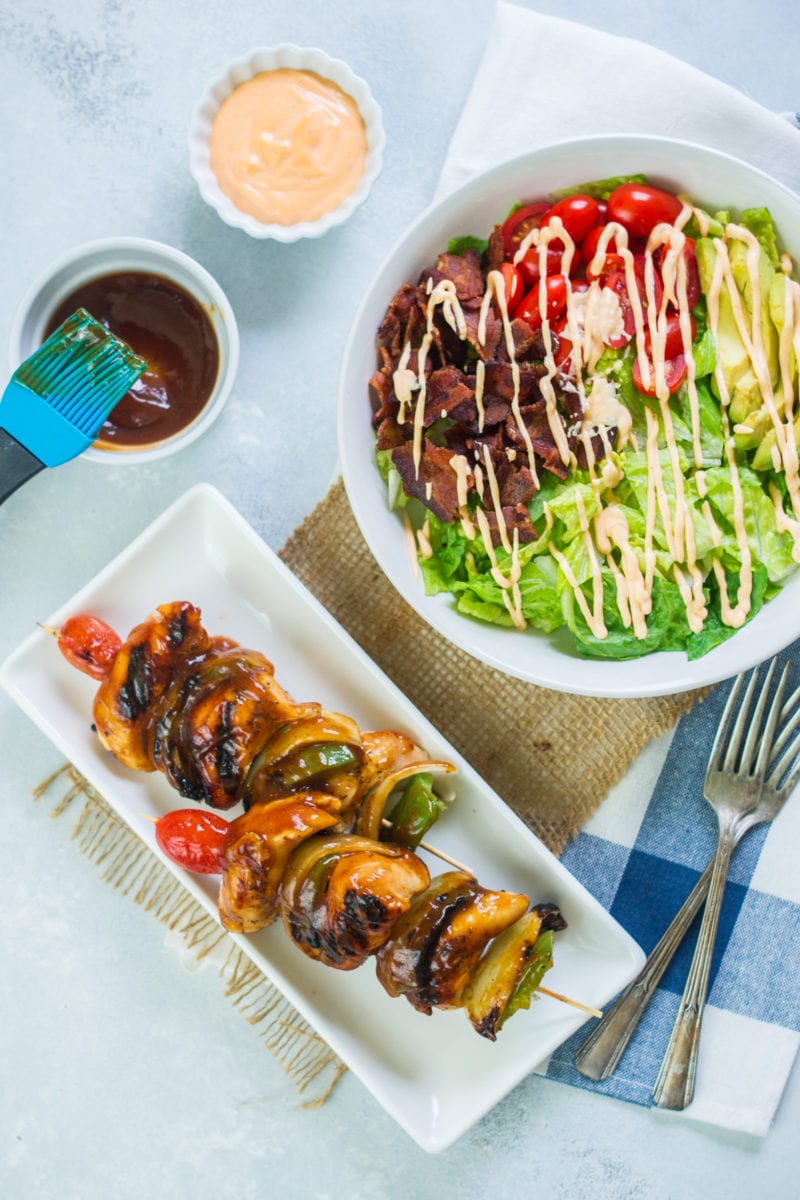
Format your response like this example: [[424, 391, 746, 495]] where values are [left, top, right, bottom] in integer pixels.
[[606, 183, 684, 238], [54, 614, 122, 679], [155, 809, 230, 875]]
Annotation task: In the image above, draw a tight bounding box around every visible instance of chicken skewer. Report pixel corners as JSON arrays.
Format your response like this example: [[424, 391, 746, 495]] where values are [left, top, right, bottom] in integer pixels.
[[53, 602, 599, 1036]]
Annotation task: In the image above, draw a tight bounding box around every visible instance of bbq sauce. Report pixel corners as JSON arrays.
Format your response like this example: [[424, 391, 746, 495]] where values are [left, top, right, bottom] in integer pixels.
[[44, 271, 220, 449]]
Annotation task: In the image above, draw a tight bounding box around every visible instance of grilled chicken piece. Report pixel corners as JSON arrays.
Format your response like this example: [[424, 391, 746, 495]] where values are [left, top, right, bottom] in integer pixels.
[[93, 601, 211, 771], [218, 794, 339, 933], [280, 834, 430, 970], [375, 871, 529, 1013], [358, 730, 430, 795], [150, 646, 315, 808]]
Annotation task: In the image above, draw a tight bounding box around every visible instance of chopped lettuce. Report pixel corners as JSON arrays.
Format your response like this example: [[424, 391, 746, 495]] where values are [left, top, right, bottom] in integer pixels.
[[551, 174, 648, 201], [447, 234, 489, 256]]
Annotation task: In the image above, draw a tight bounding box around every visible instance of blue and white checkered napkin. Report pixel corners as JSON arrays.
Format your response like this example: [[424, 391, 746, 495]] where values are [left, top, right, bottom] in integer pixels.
[[546, 663, 800, 1136], [437, 1, 800, 1135]]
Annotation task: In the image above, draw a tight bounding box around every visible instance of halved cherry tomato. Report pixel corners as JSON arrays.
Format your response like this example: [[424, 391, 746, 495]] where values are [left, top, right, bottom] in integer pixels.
[[582, 225, 619, 271], [501, 201, 550, 256], [601, 256, 664, 348], [155, 808, 230, 874], [654, 237, 701, 310], [550, 315, 574, 370], [517, 245, 571, 286], [498, 262, 524, 315], [606, 183, 683, 237], [632, 353, 688, 397], [645, 313, 697, 359], [516, 274, 568, 329], [56, 614, 122, 679], [542, 194, 601, 244], [585, 249, 625, 282]]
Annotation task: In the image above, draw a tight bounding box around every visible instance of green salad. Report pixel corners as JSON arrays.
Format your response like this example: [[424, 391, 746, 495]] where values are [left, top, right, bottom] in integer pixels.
[[369, 175, 800, 660]]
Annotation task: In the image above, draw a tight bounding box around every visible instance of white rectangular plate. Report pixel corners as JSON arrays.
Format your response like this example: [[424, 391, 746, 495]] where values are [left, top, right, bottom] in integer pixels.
[[1, 483, 644, 1152]]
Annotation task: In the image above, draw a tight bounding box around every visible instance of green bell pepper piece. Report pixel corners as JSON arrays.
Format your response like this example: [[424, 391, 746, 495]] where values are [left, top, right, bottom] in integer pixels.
[[386, 772, 446, 849], [497, 930, 554, 1031]]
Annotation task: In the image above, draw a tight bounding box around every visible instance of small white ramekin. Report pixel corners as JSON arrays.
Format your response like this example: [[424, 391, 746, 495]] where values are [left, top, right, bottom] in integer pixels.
[[188, 45, 385, 242], [8, 237, 239, 464]]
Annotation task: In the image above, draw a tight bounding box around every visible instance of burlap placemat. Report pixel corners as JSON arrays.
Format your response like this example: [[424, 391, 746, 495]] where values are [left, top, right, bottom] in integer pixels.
[[37, 476, 707, 1105], [279, 478, 705, 856]]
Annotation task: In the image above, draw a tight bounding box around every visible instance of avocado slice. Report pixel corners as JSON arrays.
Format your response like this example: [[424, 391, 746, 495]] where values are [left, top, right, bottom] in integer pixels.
[[727, 235, 779, 423], [696, 232, 781, 431], [750, 274, 799, 471]]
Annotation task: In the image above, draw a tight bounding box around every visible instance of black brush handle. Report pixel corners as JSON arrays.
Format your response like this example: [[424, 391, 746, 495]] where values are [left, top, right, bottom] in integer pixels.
[[0, 427, 45, 504]]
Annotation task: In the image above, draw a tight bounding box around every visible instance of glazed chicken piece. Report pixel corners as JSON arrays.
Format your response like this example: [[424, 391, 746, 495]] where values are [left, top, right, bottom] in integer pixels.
[[218, 794, 340, 933], [93, 601, 211, 772], [150, 645, 316, 809], [280, 834, 430, 969], [93, 601, 315, 808], [375, 871, 529, 1013]]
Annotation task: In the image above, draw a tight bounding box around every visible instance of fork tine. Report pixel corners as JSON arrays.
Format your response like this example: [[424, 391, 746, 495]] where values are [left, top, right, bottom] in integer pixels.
[[721, 665, 768, 774], [771, 681, 800, 760], [767, 722, 800, 793], [706, 671, 746, 778], [751, 661, 789, 779]]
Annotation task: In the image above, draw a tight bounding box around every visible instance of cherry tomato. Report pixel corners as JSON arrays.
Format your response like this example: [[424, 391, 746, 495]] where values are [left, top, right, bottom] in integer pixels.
[[501, 201, 550, 256], [632, 353, 688, 397], [498, 262, 524, 315], [582, 225, 619, 272], [155, 808, 230, 874], [606, 183, 684, 237], [516, 274, 568, 329], [683, 239, 701, 309], [550, 315, 574, 370], [542, 194, 601, 244], [645, 312, 697, 359], [601, 256, 664, 348], [517, 245, 569, 286], [56, 614, 122, 680]]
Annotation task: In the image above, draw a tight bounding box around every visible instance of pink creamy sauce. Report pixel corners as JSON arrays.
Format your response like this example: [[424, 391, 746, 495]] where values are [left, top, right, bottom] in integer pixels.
[[209, 69, 367, 226]]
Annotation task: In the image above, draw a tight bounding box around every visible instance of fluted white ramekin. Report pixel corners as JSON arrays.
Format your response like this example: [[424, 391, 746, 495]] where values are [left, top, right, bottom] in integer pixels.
[[189, 45, 385, 242]]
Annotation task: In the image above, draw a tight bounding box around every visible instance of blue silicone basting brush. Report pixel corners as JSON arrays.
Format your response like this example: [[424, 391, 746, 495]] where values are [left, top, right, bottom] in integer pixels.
[[0, 308, 146, 505]]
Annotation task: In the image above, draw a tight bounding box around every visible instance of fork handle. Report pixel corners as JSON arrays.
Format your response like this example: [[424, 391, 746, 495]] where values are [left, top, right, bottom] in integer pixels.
[[575, 858, 714, 1081], [652, 820, 737, 1109], [0, 428, 44, 504]]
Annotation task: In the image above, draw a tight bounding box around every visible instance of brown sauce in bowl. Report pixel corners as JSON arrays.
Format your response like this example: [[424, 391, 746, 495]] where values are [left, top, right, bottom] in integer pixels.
[[44, 271, 220, 449]]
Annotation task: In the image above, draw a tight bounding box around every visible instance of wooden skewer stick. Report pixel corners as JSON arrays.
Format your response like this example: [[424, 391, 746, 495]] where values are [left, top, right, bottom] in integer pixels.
[[381, 818, 471, 873], [537, 986, 603, 1020]]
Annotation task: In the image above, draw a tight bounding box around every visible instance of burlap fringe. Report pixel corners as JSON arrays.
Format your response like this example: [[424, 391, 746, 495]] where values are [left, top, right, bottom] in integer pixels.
[[33, 764, 347, 1108]]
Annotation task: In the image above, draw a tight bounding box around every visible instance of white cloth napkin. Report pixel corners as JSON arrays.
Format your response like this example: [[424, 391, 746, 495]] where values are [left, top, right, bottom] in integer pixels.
[[436, 3, 800, 201], [434, 2, 800, 1138]]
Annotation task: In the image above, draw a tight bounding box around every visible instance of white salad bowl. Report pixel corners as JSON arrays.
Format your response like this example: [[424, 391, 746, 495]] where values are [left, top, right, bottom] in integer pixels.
[[338, 134, 800, 698]]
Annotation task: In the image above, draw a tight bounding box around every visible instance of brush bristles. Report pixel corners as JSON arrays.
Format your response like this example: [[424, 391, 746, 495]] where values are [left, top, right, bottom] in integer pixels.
[[15, 309, 146, 434]]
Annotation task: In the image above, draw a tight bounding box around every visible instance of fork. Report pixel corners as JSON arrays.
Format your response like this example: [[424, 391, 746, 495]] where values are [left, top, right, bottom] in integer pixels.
[[575, 660, 798, 1095], [651, 659, 792, 1109]]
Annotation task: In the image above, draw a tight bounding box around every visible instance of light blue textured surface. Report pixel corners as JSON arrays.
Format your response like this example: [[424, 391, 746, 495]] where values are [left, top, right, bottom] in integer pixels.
[[2, 1, 800, 1196]]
